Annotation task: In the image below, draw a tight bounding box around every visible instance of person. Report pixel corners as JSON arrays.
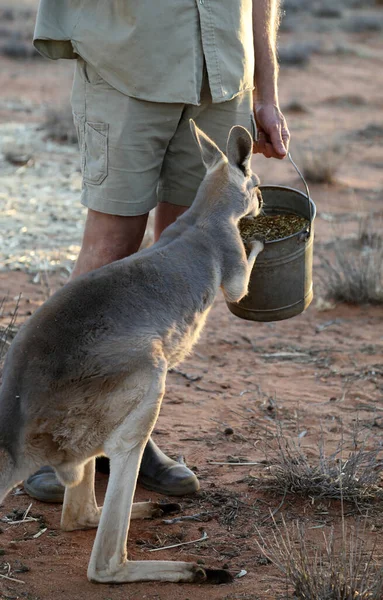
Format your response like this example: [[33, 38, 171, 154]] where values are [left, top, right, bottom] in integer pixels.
[[25, 0, 290, 503]]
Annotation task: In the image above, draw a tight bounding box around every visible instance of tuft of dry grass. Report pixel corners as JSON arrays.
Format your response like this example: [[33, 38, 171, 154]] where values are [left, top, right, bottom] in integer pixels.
[[257, 516, 383, 600], [260, 428, 383, 507], [278, 42, 319, 66], [298, 145, 343, 184], [312, 5, 344, 18], [1, 35, 40, 60], [322, 245, 383, 305], [0, 296, 20, 366], [357, 214, 383, 251], [343, 15, 383, 33], [42, 105, 78, 145]]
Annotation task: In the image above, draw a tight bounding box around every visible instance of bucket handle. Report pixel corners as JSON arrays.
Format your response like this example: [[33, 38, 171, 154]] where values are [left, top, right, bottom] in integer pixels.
[[287, 152, 313, 238]]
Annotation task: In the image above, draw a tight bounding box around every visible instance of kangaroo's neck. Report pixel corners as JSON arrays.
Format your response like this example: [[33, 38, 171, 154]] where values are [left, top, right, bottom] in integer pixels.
[[184, 178, 247, 230]]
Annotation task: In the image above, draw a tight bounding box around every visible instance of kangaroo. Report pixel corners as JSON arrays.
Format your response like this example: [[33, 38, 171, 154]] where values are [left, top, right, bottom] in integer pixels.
[[0, 121, 264, 584]]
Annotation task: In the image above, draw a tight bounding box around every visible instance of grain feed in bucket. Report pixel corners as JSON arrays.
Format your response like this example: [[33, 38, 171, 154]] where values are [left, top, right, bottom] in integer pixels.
[[227, 153, 316, 322]]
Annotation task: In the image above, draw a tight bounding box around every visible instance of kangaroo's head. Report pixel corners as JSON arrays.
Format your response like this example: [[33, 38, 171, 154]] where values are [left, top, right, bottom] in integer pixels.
[[190, 119, 263, 221]]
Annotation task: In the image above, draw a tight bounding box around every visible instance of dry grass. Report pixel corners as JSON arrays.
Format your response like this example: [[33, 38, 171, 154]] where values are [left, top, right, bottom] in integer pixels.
[[278, 42, 320, 66], [42, 105, 77, 145], [0, 6, 38, 60], [257, 516, 383, 600], [0, 36, 39, 60], [312, 5, 344, 18], [320, 213, 383, 305], [0, 296, 20, 366], [343, 15, 383, 33], [260, 427, 383, 507], [357, 214, 383, 251], [322, 245, 383, 305], [298, 145, 343, 184]]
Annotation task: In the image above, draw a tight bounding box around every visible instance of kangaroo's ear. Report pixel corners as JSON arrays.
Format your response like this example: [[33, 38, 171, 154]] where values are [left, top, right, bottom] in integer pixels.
[[226, 125, 253, 174], [190, 119, 225, 171]]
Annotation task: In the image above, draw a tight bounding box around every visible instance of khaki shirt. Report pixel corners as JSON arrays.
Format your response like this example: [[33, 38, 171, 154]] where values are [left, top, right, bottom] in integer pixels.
[[34, 0, 254, 105]]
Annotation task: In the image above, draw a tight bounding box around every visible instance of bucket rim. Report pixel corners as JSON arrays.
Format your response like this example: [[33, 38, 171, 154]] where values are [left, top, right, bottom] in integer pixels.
[[256, 184, 316, 245]]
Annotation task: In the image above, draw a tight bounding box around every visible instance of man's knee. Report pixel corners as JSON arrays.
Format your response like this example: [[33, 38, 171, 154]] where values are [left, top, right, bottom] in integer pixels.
[[84, 210, 148, 250], [72, 209, 149, 277]]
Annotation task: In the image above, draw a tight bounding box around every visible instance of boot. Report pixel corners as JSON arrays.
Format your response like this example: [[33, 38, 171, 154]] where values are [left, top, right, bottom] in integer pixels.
[[23, 438, 199, 502]]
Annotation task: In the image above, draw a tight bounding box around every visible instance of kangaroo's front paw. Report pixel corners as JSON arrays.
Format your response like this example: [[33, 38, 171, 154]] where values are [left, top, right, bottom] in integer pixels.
[[248, 238, 264, 255]]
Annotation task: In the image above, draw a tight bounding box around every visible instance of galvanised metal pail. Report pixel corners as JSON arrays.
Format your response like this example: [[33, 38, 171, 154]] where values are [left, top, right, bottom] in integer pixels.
[[227, 154, 316, 322]]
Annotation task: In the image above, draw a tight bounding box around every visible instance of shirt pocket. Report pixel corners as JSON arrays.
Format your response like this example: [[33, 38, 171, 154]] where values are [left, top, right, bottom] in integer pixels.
[[83, 122, 108, 185]]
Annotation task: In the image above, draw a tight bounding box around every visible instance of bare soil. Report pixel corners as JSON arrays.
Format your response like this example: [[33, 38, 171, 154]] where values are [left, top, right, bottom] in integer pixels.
[[0, 3, 382, 600]]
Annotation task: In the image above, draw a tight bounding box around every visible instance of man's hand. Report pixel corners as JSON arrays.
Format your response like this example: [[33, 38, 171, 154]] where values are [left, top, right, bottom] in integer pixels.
[[253, 102, 290, 159]]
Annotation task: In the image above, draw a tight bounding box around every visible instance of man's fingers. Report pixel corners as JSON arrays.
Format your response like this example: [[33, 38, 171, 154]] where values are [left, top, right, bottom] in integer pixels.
[[263, 142, 275, 159], [269, 125, 287, 158], [253, 123, 290, 159], [253, 133, 267, 155], [282, 127, 291, 153]]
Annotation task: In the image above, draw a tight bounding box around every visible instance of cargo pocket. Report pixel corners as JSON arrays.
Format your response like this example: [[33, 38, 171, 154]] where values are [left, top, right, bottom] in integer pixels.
[[83, 122, 108, 185]]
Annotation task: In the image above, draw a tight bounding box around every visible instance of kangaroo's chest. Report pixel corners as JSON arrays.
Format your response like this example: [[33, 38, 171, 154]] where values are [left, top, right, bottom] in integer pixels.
[[162, 307, 212, 368]]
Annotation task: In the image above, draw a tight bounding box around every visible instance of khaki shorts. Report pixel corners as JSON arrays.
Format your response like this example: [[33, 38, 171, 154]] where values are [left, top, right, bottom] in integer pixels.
[[71, 58, 255, 216]]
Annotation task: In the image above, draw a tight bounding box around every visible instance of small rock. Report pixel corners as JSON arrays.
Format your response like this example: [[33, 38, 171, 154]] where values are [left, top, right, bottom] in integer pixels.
[[224, 427, 234, 435]]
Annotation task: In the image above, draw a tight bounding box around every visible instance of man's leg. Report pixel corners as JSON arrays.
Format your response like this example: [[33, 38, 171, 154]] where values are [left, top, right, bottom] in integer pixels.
[[154, 203, 188, 242], [72, 209, 149, 276]]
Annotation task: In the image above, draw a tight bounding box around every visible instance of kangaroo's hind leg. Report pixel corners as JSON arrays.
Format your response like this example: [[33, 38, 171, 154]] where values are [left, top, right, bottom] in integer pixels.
[[60, 456, 180, 532], [87, 359, 169, 582], [60, 458, 101, 531], [87, 359, 230, 584]]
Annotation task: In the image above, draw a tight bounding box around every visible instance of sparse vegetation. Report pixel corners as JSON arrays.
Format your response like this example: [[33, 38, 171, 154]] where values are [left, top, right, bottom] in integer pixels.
[[278, 42, 320, 66], [281, 0, 312, 12], [1, 36, 40, 60], [322, 244, 383, 305], [0, 296, 19, 365], [257, 517, 383, 600], [42, 105, 78, 145], [313, 6, 344, 18], [354, 123, 383, 143], [358, 214, 383, 250], [283, 99, 311, 114], [298, 145, 343, 184], [343, 15, 383, 33], [260, 427, 383, 506], [0, 6, 39, 59]]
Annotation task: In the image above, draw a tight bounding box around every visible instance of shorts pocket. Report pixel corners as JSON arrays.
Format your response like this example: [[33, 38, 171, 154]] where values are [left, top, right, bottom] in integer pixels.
[[84, 122, 108, 185], [77, 57, 104, 86]]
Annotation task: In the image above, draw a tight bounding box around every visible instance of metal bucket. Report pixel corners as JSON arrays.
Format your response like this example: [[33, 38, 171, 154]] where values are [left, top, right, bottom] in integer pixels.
[[227, 154, 316, 322]]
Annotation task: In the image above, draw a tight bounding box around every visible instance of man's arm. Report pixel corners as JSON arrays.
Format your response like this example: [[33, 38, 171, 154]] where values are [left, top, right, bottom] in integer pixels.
[[252, 0, 290, 159]]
